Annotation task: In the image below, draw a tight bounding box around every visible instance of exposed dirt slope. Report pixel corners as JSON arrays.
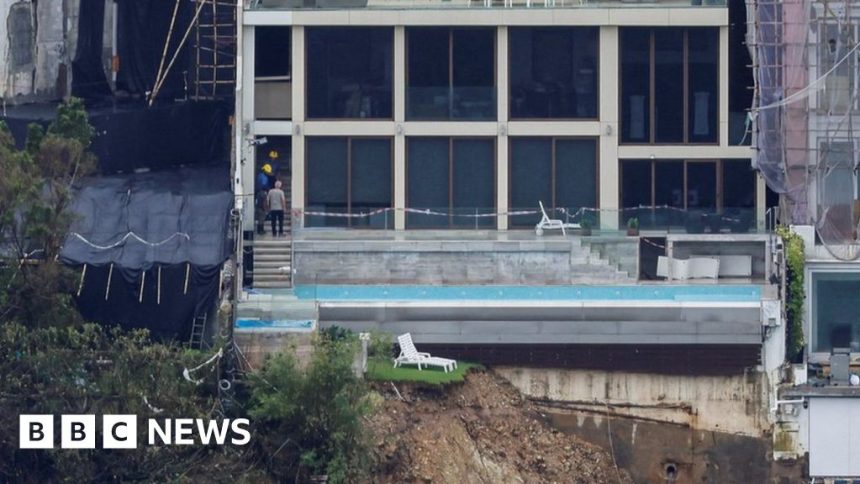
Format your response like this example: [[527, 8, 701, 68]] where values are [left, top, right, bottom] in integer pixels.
[[369, 370, 632, 483]]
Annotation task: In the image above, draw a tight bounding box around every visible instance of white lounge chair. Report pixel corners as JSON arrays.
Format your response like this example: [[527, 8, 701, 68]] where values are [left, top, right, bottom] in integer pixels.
[[535, 201, 580, 236], [394, 333, 457, 373], [657, 256, 719, 280]]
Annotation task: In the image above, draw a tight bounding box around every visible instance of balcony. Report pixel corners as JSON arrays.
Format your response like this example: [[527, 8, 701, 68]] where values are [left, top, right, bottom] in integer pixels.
[[247, 0, 726, 10]]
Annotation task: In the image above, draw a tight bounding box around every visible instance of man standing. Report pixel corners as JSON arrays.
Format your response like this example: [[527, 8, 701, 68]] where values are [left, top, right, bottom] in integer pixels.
[[267, 180, 287, 237], [255, 164, 274, 235]]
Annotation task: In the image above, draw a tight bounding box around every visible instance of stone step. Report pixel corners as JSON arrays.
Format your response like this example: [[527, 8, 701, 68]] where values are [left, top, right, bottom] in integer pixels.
[[255, 260, 292, 268], [255, 266, 291, 275], [253, 274, 292, 283], [251, 280, 293, 288], [253, 252, 291, 260]]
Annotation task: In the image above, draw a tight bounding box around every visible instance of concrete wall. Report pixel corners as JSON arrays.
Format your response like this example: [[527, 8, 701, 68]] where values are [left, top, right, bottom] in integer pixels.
[[318, 302, 763, 345], [1, 0, 111, 102], [496, 366, 771, 437], [293, 237, 633, 284]]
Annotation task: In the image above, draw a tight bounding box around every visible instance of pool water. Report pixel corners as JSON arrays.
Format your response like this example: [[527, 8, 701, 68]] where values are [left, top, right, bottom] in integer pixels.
[[291, 284, 761, 302], [235, 319, 314, 330]]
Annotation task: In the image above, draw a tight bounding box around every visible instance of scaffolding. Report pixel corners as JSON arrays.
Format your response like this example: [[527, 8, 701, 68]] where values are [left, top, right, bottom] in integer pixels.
[[748, 0, 860, 256], [149, 0, 236, 105]]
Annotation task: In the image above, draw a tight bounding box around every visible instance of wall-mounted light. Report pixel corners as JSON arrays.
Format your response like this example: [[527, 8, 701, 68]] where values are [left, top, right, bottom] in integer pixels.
[[604, 124, 612, 136], [294, 124, 302, 135], [499, 124, 507, 136], [396, 124, 404, 136]]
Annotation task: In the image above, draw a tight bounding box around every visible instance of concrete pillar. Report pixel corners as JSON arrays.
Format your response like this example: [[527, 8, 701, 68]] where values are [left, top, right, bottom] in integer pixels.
[[719, 26, 729, 147], [291, 26, 306, 224], [394, 26, 406, 230], [497, 26, 509, 231], [756, 173, 767, 231], [241, 25, 256, 232], [598, 26, 619, 231]]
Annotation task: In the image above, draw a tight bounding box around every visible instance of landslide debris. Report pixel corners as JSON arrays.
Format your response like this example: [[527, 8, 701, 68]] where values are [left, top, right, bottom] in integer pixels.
[[368, 369, 632, 483]]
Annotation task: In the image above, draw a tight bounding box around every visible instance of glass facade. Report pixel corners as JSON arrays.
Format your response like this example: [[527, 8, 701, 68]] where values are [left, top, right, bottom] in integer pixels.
[[306, 27, 393, 119], [620, 27, 719, 144], [812, 272, 860, 353], [509, 27, 598, 119], [407, 138, 496, 228], [509, 138, 597, 227], [407, 28, 496, 120], [306, 137, 392, 227], [620, 159, 755, 231]]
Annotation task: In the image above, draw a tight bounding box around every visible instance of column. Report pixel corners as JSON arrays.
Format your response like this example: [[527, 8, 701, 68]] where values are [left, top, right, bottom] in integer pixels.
[[394, 26, 406, 230], [241, 25, 256, 232], [598, 26, 619, 230], [719, 26, 729, 147], [291, 26, 305, 225], [496, 26, 509, 231]]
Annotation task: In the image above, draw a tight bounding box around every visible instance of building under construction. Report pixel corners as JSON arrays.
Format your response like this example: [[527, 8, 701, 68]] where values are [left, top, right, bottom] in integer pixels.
[[1, 0, 240, 345], [748, 0, 860, 479]]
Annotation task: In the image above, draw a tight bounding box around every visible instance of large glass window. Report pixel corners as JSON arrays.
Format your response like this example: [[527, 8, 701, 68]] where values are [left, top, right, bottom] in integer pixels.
[[509, 138, 597, 227], [728, 0, 753, 145], [407, 138, 495, 228], [307, 27, 393, 119], [812, 272, 860, 353], [818, 22, 857, 114], [306, 137, 392, 228], [620, 159, 755, 230], [407, 28, 496, 120], [620, 27, 719, 144], [255, 27, 292, 120], [509, 28, 598, 119]]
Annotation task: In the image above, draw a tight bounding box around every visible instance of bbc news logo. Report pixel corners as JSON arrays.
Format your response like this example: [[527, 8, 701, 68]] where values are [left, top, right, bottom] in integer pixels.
[[20, 415, 251, 449]]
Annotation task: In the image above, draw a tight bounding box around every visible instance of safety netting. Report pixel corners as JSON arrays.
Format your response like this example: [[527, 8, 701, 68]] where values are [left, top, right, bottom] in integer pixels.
[[749, 0, 860, 255], [60, 166, 233, 339]]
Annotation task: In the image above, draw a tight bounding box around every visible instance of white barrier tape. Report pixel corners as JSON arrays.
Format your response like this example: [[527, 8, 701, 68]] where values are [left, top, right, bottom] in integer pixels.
[[70, 231, 191, 250], [292, 207, 541, 218]]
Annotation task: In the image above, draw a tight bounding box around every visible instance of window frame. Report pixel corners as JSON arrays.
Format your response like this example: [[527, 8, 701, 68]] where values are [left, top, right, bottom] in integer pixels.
[[619, 27, 720, 145], [304, 26, 395, 121], [617, 158, 758, 212], [405, 136, 498, 229], [507, 136, 600, 228], [507, 27, 600, 121], [304, 136, 394, 228], [405, 27, 498, 121]]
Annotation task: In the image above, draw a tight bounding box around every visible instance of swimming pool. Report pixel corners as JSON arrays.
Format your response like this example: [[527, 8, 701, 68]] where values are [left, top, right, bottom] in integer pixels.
[[291, 284, 761, 302], [235, 318, 314, 331]]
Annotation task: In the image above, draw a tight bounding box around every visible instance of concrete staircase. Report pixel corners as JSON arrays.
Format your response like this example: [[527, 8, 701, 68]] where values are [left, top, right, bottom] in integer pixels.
[[579, 236, 640, 280], [568, 236, 637, 282], [251, 180, 293, 288]]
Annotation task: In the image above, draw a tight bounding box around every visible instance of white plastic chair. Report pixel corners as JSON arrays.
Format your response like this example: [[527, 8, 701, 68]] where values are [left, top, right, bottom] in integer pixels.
[[535, 201, 580, 236], [394, 333, 457, 373]]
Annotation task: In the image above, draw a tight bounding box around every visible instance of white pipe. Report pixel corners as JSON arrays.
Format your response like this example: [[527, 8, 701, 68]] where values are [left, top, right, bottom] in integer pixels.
[[770, 398, 805, 414]]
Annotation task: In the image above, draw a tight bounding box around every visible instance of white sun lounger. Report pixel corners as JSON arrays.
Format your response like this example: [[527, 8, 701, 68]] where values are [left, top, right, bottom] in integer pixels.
[[394, 333, 457, 373], [534, 201, 580, 236]]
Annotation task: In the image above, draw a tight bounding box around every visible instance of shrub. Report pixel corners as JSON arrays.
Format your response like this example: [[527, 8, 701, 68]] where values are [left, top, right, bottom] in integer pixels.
[[776, 226, 805, 363]]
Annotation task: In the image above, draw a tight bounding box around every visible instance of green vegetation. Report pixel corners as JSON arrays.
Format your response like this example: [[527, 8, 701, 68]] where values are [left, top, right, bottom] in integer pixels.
[[249, 333, 373, 483], [777, 226, 806, 363], [0, 97, 96, 328], [0, 323, 249, 482], [0, 100, 377, 482], [366, 358, 481, 385]]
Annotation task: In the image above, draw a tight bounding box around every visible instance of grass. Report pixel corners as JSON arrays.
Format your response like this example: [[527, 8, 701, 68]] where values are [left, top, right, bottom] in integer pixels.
[[366, 357, 481, 385]]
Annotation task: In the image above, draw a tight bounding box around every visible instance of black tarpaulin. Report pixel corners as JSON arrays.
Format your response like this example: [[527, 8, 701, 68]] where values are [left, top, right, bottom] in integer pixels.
[[115, 0, 193, 99], [60, 166, 233, 339], [71, 0, 112, 100], [1, 100, 230, 174]]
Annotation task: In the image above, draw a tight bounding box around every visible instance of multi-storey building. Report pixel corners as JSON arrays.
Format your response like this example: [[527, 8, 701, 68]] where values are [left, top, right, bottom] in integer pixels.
[[235, 0, 761, 236], [233, 0, 799, 480]]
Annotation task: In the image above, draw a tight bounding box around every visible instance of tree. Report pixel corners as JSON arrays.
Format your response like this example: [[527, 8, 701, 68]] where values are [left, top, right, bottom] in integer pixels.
[[249, 334, 373, 483], [0, 98, 96, 328]]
